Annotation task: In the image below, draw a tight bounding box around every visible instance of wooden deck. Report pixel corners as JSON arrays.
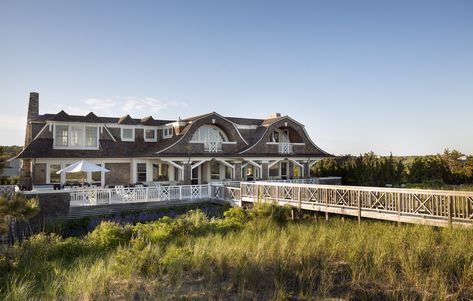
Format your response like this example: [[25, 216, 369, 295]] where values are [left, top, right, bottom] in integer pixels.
[[230, 182, 473, 227]]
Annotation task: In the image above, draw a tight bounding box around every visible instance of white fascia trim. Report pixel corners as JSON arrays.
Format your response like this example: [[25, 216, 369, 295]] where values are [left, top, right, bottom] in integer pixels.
[[309, 160, 319, 168], [191, 159, 211, 170], [104, 126, 117, 142], [246, 159, 262, 170], [235, 124, 258, 130], [214, 158, 235, 170], [161, 159, 184, 170], [266, 142, 305, 146], [32, 123, 49, 141], [169, 121, 187, 127], [268, 159, 283, 168], [288, 159, 303, 168]]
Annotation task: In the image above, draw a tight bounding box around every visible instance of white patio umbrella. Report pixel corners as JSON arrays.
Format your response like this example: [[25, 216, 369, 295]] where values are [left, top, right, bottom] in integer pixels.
[[56, 160, 110, 186]]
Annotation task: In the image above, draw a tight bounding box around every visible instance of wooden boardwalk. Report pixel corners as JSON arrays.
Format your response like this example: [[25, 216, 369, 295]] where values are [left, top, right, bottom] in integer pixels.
[[22, 182, 473, 227], [226, 182, 473, 227]]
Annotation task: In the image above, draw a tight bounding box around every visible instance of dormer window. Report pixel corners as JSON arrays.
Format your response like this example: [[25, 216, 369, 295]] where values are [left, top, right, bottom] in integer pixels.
[[53, 123, 99, 149], [144, 128, 157, 142], [163, 127, 173, 139], [191, 125, 227, 142], [55, 125, 68, 146], [270, 129, 289, 143], [70, 125, 84, 147], [191, 125, 228, 152], [121, 127, 135, 142], [85, 126, 98, 147]]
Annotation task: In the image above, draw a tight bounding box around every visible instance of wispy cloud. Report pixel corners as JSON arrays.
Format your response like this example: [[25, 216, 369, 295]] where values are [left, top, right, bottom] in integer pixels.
[[63, 96, 187, 116], [122, 97, 188, 114]]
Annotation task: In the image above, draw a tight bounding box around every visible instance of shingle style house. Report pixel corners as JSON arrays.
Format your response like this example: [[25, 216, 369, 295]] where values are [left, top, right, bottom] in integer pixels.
[[18, 92, 333, 188]]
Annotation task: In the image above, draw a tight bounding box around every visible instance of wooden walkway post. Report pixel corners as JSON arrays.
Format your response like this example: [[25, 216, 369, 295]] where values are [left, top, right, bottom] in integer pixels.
[[448, 195, 453, 227], [397, 192, 401, 227], [357, 191, 361, 224]]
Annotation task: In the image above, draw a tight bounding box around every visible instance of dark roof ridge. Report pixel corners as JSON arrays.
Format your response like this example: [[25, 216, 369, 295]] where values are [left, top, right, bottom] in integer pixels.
[[118, 114, 137, 125]]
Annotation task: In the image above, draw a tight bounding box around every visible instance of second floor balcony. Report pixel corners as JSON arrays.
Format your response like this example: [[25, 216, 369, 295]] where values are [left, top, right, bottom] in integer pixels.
[[278, 142, 294, 154], [204, 141, 223, 152]]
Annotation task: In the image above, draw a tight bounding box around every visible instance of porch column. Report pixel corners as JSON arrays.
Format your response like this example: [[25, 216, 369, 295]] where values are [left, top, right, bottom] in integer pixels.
[[234, 161, 242, 180], [183, 163, 192, 185], [261, 161, 269, 180], [303, 162, 310, 178]]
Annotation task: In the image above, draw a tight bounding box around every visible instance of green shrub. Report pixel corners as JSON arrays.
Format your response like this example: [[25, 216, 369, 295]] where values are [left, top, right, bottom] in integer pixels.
[[249, 202, 292, 224], [87, 222, 132, 250]]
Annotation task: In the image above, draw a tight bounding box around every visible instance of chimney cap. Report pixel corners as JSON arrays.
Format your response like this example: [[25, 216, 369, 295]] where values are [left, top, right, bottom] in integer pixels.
[[268, 112, 281, 118]]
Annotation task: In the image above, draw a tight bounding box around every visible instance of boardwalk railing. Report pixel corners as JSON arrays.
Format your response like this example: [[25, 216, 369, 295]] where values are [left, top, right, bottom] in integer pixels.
[[240, 182, 473, 227]]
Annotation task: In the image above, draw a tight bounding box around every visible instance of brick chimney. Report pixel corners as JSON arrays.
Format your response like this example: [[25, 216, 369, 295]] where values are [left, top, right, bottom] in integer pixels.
[[24, 92, 39, 147], [20, 92, 39, 190]]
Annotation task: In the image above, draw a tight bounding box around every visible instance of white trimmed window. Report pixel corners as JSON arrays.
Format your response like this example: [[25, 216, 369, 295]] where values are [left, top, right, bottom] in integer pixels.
[[144, 128, 157, 142], [54, 125, 68, 146], [53, 123, 99, 149], [70, 125, 84, 147], [121, 127, 135, 142], [85, 126, 98, 147], [270, 129, 289, 143], [136, 163, 147, 182], [163, 127, 173, 138], [191, 125, 227, 142]]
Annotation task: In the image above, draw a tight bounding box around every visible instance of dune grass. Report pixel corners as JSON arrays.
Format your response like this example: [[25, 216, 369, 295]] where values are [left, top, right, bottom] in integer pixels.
[[1, 203, 473, 300]]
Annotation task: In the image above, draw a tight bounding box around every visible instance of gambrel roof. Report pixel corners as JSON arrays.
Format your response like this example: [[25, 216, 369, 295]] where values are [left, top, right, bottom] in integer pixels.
[[19, 110, 333, 159]]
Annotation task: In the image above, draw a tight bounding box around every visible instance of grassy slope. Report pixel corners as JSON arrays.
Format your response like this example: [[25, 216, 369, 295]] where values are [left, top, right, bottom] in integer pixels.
[[1, 205, 473, 300]]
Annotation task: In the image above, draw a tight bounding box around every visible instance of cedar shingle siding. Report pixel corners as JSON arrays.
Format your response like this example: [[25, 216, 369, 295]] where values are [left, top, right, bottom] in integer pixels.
[[18, 93, 333, 187]]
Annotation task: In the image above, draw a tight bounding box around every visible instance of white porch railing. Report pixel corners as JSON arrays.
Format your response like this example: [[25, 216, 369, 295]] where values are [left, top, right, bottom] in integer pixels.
[[204, 141, 223, 152], [69, 184, 213, 207], [278, 143, 294, 154]]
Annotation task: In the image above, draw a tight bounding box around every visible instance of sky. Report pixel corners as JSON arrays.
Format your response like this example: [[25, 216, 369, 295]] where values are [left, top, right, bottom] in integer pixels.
[[0, 0, 472, 156]]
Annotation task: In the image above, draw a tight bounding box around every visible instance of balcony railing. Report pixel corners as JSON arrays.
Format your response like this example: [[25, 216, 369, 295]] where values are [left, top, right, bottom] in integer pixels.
[[278, 142, 294, 154], [204, 141, 223, 152]]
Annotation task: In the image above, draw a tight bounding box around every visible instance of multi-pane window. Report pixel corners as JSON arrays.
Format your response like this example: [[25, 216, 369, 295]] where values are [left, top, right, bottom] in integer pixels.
[[271, 129, 289, 143], [55, 125, 68, 146], [144, 129, 156, 142], [85, 126, 98, 147], [122, 128, 134, 141], [136, 163, 147, 182], [191, 125, 226, 142], [49, 164, 61, 183], [54, 124, 98, 148], [163, 127, 173, 138], [70, 125, 84, 147]]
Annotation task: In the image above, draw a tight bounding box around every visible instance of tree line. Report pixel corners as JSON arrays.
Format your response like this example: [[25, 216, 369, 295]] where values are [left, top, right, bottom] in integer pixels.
[[312, 149, 473, 188]]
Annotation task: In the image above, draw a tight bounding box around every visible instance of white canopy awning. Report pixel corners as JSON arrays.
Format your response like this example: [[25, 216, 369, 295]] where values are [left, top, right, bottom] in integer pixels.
[[56, 160, 110, 174]]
